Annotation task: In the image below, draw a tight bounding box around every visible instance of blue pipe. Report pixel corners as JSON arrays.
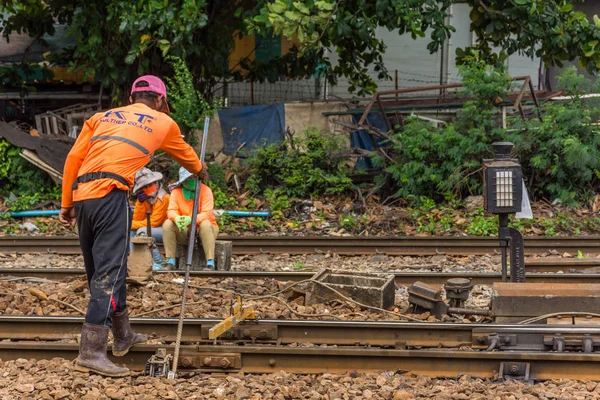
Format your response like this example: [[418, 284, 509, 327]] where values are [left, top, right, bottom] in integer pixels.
[[6, 209, 270, 218], [7, 210, 60, 217], [223, 211, 270, 217]]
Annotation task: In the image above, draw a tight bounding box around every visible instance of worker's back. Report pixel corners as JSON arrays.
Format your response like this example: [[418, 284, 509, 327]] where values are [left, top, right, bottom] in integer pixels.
[[62, 102, 198, 207]]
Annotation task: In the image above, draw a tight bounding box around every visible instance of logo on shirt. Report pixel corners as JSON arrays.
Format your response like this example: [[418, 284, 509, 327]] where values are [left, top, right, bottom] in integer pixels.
[[99, 109, 154, 133]]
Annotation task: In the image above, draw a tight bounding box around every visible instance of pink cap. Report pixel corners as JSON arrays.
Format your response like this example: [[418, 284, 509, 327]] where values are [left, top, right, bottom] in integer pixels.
[[131, 75, 169, 112]]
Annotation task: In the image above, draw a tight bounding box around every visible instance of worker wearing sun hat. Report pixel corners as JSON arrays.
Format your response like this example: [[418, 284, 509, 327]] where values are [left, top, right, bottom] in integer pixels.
[[59, 74, 207, 377], [130, 167, 170, 269], [162, 166, 219, 270]]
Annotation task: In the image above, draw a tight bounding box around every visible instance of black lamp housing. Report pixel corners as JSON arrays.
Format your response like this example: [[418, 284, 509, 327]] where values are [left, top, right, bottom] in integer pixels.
[[483, 142, 523, 214]]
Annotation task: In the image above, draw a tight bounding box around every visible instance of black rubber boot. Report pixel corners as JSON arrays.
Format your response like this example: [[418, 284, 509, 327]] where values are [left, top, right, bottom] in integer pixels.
[[74, 323, 129, 377], [112, 308, 147, 356]]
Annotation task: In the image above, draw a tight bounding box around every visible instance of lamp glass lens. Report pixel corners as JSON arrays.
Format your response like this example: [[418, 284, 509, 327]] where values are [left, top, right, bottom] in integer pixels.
[[495, 170, 513, 207]]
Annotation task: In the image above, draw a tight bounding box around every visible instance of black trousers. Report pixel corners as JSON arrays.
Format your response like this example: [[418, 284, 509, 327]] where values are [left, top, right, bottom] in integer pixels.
[[74, 189, 131, 327]]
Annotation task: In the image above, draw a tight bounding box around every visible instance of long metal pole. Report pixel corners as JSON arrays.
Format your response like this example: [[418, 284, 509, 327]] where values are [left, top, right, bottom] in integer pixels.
[[169, 116, 210, 379]]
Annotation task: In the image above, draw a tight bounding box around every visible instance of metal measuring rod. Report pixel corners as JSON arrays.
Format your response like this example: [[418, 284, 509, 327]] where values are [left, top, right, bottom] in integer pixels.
[[168, 116, 210, 379]]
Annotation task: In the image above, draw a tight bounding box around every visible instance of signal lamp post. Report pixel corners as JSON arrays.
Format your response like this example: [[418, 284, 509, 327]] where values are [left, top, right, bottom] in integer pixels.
[[483, 142, 525, 282]]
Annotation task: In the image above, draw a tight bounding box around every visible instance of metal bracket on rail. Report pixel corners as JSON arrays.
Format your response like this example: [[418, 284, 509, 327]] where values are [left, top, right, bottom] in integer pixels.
[[480, 333, 517, 351], [201, 323, 278, 342], [499, 362, 530, 382], [552, 334, 566, 353], [145, 348, 173, 377]]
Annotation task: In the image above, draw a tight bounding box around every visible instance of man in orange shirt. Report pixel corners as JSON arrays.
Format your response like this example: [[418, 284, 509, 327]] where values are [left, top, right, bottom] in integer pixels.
[[163, 167, 219, 270], [130, 167, 169, 269], [59, 76, 207, 377]]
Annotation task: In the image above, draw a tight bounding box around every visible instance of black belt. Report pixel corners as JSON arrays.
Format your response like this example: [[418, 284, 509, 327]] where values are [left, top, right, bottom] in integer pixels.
[[72, 172, 130, 191]]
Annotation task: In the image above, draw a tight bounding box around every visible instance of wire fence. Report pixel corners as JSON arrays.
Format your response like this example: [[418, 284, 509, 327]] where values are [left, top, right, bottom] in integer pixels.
[[213, 69, 474, 107], [213, 68, 535, 107]]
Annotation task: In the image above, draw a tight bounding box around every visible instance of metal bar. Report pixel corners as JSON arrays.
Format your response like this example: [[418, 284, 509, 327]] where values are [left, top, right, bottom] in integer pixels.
[[5, 236, 600, 255], [512, 76, 530, 112], [357, 96, 378, 126], [3, 268, 600, 285], [527, 77, 543, 121], [171, 116, 210, 378], [376, 94, 393, 131], [6, 316, 600, 351]]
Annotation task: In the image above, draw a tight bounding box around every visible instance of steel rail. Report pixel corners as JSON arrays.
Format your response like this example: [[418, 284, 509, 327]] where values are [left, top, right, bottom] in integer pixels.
[[2, 342, 600, 379], [3, 235, 600, 255], [2, 317, 600, 379], [1, 268, 600, 286], [6, 316, 600, 347], [0, 316, 480, 347]]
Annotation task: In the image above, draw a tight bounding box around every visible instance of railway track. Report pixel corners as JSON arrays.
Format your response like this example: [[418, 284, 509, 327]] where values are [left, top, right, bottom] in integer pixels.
[[1, 316, 599, 379], [3, 235, 600, 255], [1, 268, 600, 285]]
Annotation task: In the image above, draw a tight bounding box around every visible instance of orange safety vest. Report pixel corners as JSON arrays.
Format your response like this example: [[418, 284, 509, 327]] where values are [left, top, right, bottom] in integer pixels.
[[61, 103, 202, 208]]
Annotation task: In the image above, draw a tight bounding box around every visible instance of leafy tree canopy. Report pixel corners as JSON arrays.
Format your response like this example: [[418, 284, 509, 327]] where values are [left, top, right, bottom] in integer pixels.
[[2, 0, 600, 99]]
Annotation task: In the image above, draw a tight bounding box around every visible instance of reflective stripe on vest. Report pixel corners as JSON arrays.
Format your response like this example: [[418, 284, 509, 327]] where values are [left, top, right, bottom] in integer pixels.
[[89, 135, 151, 156]]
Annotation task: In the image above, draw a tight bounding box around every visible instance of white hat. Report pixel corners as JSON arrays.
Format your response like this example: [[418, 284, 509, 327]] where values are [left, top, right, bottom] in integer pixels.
[[132, 167, 163, 193], [168, 166, 194, 191]]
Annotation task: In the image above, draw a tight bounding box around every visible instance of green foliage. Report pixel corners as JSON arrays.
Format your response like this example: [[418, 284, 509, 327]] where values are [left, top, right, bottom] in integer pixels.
[[0, 140, 61, 212], [1, 0, 239, 102], [206, 163, 227, 193], [292, 261, 305, 270], [379, 56, 510, 202], [245, 128, 353, 198], [339, 213, 368, 233], [465, 208, 497, 236], [263, 189, 290, 213], [5, 1, 600, 98], [210, 186, 236, 209], [216, 212, 233, 232], [249, 0, 454, 95], [0, 139, 19, 180], [507, 67, 600, 204], [165, 56, 221, 144], [249, 0, 600, 95], [377, 62, 600, 204], [462, 0, 600, 76]]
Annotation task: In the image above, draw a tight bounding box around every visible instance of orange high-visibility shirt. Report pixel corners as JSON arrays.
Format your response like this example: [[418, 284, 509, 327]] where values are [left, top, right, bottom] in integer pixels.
[[167, 185, 219, 231], [131, 194, 170, 231], [61, 103, 202, 208]]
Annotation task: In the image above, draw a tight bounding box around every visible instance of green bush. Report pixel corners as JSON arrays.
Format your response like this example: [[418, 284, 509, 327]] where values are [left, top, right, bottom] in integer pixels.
[[379, 56, 510, 203], [378, 59, 600, 205], [507, 67, 600, 204], [165, 56, 222, 145], [245, 127, 353, 198], [0, 139, 61, 211]]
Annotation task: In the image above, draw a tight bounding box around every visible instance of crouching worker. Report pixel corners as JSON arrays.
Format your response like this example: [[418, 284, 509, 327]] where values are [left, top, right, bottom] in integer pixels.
[[58, 75, 206, 377], [163, 167, 219, 270], [131, 167, 169, 270]]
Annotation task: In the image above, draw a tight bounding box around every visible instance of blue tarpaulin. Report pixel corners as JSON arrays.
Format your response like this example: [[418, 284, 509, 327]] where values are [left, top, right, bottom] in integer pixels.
[[218, 104, 285, 156], [350, 113, 388, 169]]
